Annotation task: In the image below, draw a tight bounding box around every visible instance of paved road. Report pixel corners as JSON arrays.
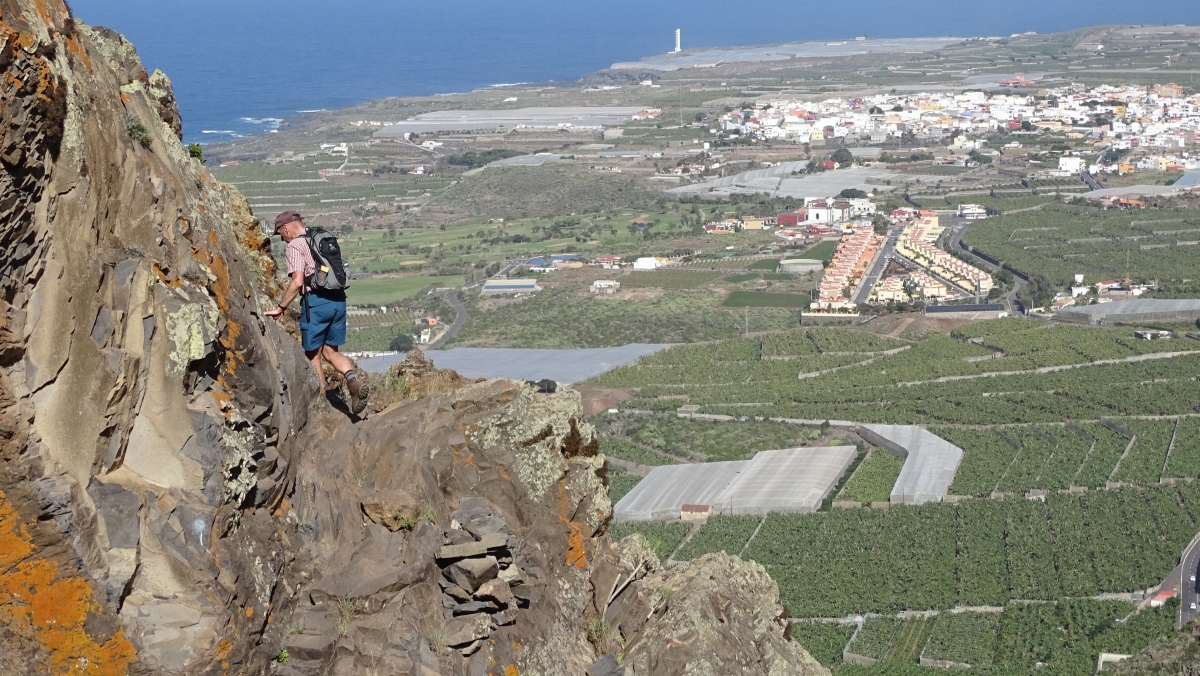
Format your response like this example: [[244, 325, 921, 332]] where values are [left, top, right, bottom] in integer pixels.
[[425, 289, 466, 350], [1178, 535, 1200, 625], [944, 214, 1025, 314], [1081, 170, 1102, 191], [423, 259, 526, 350], [852, 228, 900, 304]]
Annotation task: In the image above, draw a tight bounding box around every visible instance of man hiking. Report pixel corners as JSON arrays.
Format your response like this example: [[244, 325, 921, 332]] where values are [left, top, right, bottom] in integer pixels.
[[264, 210, 369, 416]]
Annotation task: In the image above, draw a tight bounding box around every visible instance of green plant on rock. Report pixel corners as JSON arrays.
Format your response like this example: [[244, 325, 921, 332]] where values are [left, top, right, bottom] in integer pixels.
[[127, 115, 152, 148], [187, 143, 206, 164], [277, 649, 289, 664]]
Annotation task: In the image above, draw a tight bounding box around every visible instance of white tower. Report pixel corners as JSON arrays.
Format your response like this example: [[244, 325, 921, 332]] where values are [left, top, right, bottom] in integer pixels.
[[674, 29, 681, 53]]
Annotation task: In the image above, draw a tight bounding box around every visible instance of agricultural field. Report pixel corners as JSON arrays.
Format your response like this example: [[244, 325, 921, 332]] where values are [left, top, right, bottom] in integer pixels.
[[448, 286, 802, 348], [847, 617, 900, 662], [722, 291, 811, 308], [789, 622, 857, 669], [960, 203, 1200, 286], [921, 612, 999, 667], [606, 465, 642, 504], [607, 521, 691, 562], [672, 515, 762, 561], [622, 270, 724, 289], [592, 412, 826, 464], [838, 451, 904, 504], [798, 240, 838, 262], [709, 489, 1198, 619], [587, 320, 1200, 426], [345, 275, 463, 305]]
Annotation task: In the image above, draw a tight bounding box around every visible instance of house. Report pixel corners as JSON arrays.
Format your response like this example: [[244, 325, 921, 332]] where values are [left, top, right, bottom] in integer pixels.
[[1058, 157, 1086, 173], [594, 255, 622, 269], [681, 504, 713, 523], [553, 259, 584, 269], [633, 257, 663, 270], [957, 204, 987, 220], [591, 280, 621, 294], [1150, 589, 1176, 607], [704, 220, 739, 234]]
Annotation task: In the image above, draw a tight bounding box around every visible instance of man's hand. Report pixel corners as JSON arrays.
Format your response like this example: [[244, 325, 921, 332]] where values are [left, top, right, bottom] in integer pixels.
[[265, 305, 285, 321]]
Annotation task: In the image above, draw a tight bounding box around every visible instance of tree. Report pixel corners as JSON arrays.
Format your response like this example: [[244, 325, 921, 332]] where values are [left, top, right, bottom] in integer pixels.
[[389, 332, 414, 352], [839, 188, 868, 199], [830, 148, 854, 166], [187, 143, 205, 164]]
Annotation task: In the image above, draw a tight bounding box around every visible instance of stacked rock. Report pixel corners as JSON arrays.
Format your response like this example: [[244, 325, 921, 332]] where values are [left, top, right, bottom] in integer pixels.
[[436, 498, 533, 656]]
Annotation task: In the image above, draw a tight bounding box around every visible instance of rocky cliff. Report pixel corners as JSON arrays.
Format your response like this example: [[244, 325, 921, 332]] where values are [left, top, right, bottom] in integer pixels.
[[0, 2, 827, 674]]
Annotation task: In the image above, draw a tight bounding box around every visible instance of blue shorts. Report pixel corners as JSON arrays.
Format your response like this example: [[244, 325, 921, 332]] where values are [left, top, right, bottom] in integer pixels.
[[300, 293, 347, 352]]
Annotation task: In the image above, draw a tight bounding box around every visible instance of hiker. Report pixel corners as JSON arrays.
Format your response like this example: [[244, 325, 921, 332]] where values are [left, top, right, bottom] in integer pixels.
[[264, 210, 369, 415]]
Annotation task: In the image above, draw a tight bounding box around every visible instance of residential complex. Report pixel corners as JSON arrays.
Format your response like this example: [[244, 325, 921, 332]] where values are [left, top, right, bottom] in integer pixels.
[[895, 219, 993, 295], [814, 229, 882, 310]]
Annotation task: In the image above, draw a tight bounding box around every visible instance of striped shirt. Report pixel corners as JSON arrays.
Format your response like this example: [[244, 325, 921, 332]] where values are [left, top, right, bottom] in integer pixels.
[[285, 230, 315, 292]]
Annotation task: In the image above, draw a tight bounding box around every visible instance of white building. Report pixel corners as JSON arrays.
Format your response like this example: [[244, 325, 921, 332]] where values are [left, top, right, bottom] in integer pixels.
[[633, 257, 662, 270], [1059, 157, 1086, 173]]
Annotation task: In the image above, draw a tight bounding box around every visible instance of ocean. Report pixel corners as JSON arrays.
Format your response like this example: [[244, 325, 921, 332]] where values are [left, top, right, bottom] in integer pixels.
[[70, 0, 1200, 144]]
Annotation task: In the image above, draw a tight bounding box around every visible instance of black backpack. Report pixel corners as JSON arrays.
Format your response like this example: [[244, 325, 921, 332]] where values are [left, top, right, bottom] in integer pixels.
[[303, 227, 350, 292]]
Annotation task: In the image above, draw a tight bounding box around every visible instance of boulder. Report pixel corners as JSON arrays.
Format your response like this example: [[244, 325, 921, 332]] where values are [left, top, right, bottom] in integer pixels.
[[445, 556, 498, 593], [473, 578, 513, 606], [360, 490, 419, 531], [443, 614, 491, 648]]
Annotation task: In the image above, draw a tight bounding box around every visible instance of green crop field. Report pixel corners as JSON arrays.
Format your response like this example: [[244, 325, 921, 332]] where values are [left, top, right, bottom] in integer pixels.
[[607, 521, 691, 562], [622, 270, 724, 289], [748, 258, 782, 271], [345, 275, 464, 305], [797, 240, 838, 262], [606, 464, 642, 504], [449, 287, 801, 348], [594, 413, 825, 463], [723, 291, 811, 308], [847, 617, 900, 661], [725, 273, 760, 283], [672, 514, 762, 561], [961, 203, 1200, 286], [922, 612, 1000, 667], [686, 488, 1200, 619], [789, 622, 857, 669], [587, 320, 1200, 426], [838, 450, 904, 504]]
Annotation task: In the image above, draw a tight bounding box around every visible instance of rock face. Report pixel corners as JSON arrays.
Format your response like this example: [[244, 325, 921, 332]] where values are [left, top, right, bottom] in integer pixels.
[[0, 2, 828, 675]]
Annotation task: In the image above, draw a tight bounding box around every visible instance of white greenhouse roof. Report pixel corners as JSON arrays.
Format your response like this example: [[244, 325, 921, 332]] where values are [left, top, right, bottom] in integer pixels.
[[712, 446, 857, 516], [857, 425, 963, 505], [612, 446, 856, 521]]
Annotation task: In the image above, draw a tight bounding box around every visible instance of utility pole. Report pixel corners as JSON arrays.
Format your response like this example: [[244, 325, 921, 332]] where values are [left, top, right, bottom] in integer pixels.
[[745, 306, 749, 337]]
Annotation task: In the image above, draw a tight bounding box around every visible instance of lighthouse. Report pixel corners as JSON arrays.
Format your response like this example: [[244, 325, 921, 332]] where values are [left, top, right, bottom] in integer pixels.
[[674, 29, 681, 53]]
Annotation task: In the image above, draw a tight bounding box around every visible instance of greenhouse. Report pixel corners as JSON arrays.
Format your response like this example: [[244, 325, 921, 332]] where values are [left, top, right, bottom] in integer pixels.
[[613, 446, 857, 521], [857, 425, 963, 505], [1055, 298, 1200, 326]]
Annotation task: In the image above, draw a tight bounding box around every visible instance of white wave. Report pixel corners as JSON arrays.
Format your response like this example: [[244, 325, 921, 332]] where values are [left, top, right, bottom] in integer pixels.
[[201, 130, 237, 134], [297, 109, 326, 113], [489, 82, 528, 88]]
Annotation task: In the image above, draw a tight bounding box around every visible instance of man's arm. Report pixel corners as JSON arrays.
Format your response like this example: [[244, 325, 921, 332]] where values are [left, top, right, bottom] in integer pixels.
[[265, 271, 305, 319]]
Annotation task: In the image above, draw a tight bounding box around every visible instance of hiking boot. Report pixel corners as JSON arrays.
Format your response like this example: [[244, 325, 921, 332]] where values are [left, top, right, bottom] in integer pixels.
[[345, 370, 370, 416]]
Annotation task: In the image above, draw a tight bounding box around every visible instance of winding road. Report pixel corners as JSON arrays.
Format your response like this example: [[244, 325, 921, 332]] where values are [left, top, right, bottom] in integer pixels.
[[424, 289, 466, 350]]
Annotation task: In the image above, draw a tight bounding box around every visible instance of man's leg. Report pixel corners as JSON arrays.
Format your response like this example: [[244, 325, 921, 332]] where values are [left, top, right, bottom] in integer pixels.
[[320, 344, 354, 374], [305, 348, 328, 390]]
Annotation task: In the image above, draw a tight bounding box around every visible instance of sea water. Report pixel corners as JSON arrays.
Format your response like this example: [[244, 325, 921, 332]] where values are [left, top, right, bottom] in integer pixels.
[[70, 0, 1200, 144]]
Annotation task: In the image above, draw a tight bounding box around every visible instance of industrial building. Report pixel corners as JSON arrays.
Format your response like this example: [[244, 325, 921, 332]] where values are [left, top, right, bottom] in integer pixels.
[[1054, 298, 1200, 326], [481, 278, 538, 295], [613, 446, 857, 521], [857, 425, 963, 505], [923, 303, 1006, 319]]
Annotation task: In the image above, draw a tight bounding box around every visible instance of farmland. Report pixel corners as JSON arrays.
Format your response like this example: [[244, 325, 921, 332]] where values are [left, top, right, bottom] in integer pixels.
[[622, 270, 724, 289], [960, 203, 1200, 286], [586, 319, 1200, 426], [838, 451, 904, 504], [790, 622, 857, 669], [612, 485, 1200, 619], [594, 413, 826, 464], [606, 521, 690, 562], [722, 290, 811, 308]]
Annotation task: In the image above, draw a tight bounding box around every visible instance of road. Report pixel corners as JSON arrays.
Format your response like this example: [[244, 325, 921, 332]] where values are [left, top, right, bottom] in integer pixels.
[[424, 289, 466, 350], [424, 259, 524, 350], [1177, 534, 1200, 625], [852, 228, 900, 304], [944, 214, 1025, 314], [1081, 170, 1102, 191]]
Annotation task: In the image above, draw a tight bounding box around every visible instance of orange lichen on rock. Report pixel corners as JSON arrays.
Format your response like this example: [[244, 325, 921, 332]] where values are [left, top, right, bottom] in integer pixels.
[[0, 490, 137, 675], [556, 484, 587, 569], [505, 665, 520, 676]]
